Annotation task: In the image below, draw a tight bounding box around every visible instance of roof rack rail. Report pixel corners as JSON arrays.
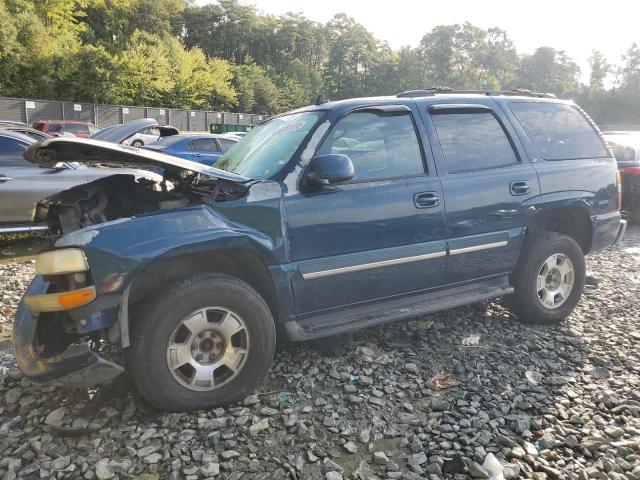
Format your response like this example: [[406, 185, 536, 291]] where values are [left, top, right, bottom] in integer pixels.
[[396, 88, 557, 99]]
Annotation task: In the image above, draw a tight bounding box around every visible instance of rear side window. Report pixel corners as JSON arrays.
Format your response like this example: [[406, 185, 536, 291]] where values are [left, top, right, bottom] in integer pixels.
[[431, 111, 518, 174], [318, 110, 424, 182], [509, 102, 608, 160]]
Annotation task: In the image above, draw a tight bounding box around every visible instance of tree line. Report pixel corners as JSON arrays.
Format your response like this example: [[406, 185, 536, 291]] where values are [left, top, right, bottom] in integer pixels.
[[1, 0, 639, 125]]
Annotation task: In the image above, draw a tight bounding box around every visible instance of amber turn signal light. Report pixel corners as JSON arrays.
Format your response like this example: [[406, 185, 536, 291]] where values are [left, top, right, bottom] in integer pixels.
[[24, 286, 96, 313]]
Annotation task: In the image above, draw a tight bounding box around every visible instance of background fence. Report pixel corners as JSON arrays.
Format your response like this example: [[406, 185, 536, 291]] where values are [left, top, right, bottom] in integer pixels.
[[0, 96, 266, 131]]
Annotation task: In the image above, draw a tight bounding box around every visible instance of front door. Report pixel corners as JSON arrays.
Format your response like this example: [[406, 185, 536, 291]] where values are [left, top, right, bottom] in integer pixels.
[[422, 101, 540, 284], [284, 105, 448, 316]]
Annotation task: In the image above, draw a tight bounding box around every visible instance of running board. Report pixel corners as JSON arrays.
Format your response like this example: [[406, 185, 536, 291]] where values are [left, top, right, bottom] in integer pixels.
[[283, 277, 513, 341]]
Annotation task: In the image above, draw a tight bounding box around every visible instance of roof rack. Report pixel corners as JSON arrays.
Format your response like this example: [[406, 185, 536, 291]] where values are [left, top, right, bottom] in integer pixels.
[[396, 87, 557, 99]]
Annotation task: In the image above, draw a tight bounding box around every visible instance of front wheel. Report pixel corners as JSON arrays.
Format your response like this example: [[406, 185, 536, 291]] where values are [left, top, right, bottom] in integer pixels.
[[505, 231, 585, 325], [129, 273, 276, 411]]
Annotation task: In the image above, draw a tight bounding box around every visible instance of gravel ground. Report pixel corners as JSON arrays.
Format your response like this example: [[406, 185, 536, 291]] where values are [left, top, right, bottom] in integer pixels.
[[0, 228, 639, 480]]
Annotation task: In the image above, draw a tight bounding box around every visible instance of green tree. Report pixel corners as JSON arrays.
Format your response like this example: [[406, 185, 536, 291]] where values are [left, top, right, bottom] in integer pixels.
[[516, 47, 580, 95], [231, 61, 280, 114], [621, 43, 640, 90], [419, 23, 518, 89], [588, 50, 610, 90], [113, 30, 174, 105]]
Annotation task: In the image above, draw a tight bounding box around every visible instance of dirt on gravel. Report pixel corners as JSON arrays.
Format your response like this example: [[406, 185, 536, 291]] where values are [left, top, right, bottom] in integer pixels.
[[0, 228, 639, 480]]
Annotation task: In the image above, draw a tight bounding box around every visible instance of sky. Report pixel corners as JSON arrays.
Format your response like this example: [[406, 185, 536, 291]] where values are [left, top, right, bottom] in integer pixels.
[[214, 0, 640, 83]]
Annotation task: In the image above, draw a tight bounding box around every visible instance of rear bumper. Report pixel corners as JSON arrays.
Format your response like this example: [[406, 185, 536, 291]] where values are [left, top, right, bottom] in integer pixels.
[[590, 211, 625, 252], [12, 276, 124, 386]]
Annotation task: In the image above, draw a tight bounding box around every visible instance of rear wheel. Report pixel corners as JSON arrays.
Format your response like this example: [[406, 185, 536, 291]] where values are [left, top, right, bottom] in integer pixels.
[[129, 273, 275, 411], [506, 231, 585, 325]]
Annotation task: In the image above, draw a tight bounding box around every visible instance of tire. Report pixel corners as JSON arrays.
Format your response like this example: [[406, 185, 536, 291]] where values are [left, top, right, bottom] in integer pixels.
[[131, 140, 144, 147], [505, 231, 585, 325], [128, 273, 276, 411]]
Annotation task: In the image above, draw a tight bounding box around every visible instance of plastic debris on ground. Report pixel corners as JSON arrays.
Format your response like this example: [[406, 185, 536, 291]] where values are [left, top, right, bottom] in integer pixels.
[[461, 333, 481, 346], [425, 373, 460, 390]]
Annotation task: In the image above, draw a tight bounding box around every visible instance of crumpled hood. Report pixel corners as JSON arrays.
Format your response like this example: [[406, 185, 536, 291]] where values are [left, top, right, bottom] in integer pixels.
[[24, 136, 250, 183]]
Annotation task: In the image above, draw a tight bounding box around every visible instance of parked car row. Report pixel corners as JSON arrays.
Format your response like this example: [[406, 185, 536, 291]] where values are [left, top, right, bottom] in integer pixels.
[[0, 118, 238, 233]]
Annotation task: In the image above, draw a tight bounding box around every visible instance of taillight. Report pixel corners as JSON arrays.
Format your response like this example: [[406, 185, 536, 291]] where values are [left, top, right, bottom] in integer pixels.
[[623, 166, 640, 175], [616, 170, 622, 210]]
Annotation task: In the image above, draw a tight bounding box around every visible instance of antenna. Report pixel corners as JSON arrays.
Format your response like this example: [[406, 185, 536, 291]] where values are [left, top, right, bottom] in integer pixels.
[[315, 94, 327, 105]]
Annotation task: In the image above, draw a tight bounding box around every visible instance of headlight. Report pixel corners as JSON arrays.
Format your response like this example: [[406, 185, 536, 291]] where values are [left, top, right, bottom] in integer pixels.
[[35, 248, 88, 275]]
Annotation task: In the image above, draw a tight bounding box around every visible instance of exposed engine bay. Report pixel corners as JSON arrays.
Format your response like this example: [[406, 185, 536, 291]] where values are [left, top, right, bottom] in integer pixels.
[[33, 173, 248, 235]]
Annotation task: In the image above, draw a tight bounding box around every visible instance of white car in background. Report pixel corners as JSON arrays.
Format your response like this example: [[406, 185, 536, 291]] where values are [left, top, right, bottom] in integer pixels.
[[122, 125, 180, 146]]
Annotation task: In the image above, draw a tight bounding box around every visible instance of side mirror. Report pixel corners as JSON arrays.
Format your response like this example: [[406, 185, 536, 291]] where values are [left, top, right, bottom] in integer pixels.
[[306, 154, 354, 186]]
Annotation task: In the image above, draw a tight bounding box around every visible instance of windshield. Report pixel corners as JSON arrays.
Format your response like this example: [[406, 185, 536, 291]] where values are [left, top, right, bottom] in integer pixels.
[[215, 112, 321, 179]]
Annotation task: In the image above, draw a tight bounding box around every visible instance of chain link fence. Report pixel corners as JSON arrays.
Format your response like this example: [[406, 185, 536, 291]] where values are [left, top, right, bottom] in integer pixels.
[[0, 96, 267, 132]]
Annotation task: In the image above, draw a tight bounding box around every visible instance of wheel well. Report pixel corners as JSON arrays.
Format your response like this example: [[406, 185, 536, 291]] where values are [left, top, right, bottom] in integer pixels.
[[127, 248, 279, 322], [528, 207, 592, 253]]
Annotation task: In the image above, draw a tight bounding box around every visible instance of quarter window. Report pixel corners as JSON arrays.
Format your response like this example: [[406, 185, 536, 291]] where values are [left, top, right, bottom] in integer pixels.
[[317, 110, 424, 182], [509, 102, 608, 160], [431, 111, 518, 174]]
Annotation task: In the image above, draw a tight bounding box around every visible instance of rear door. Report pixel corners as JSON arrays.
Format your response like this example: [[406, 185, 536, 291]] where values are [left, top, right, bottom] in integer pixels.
[[422, 100, 540, 284]]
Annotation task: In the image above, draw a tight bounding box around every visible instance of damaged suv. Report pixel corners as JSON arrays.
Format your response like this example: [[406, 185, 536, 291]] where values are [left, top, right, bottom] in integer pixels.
[[14, 90, 626, 411]]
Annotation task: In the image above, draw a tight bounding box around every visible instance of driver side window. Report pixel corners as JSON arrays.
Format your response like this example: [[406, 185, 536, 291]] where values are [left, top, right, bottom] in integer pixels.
[[317, 110, 425, 182]]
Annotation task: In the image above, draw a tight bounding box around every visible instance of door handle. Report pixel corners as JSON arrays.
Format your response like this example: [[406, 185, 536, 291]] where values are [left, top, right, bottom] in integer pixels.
[[0, 177, 13, 182], [414, 191, 440, 208], [510, 181, 531, 196], [194, 153, 203, 157]]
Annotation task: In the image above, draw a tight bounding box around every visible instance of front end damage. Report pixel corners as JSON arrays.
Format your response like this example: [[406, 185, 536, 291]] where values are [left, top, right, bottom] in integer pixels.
[[14, 263, 125, 386], [13, 136, 263, 387]]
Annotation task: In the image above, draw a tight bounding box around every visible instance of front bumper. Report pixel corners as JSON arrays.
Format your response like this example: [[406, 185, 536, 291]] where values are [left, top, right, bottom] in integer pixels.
[[12, 276, 124, 386]]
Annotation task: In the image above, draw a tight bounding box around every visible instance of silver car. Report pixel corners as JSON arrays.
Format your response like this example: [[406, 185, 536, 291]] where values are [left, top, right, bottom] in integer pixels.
[[0, 128, 162, 234]]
